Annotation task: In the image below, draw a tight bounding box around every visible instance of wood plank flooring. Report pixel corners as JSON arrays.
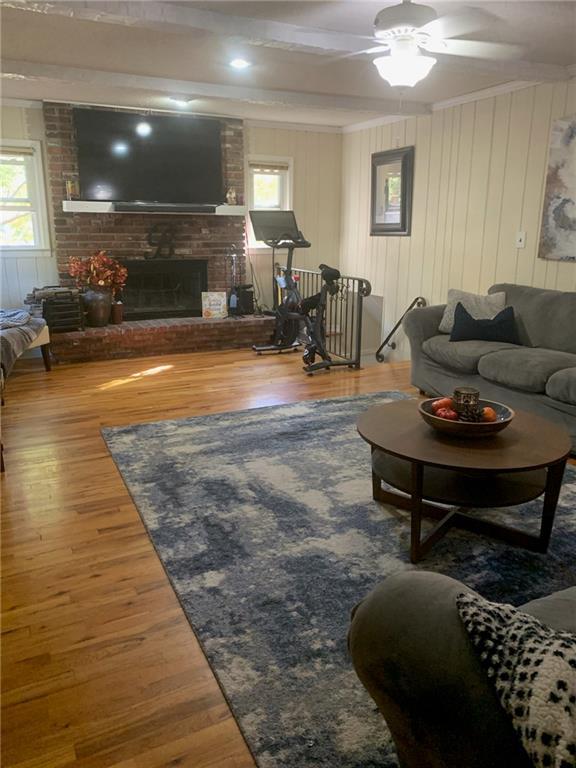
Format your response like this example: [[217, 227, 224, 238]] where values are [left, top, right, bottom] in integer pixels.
[[1, 349, 412, 768]]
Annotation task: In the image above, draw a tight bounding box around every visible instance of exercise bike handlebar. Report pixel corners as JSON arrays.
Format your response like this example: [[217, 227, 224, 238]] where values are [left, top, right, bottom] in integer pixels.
[[264, 232, 311, 249]]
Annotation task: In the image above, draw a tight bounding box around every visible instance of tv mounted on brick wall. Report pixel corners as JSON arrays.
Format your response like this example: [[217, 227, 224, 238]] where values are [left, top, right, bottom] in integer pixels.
[[73, 108, 224, 206]]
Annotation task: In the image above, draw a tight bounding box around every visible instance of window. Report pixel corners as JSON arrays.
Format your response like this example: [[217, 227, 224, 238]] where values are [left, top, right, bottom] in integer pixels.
[[247, 157, 292, 246], [0, 143, 49, 250]]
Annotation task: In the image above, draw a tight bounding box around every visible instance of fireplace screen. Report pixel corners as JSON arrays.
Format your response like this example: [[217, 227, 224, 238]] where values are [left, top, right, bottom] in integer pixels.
[[120, 259, 208, 320]]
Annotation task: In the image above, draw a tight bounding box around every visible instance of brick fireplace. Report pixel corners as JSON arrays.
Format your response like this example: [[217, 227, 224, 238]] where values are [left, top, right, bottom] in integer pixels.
[[43, 103, 274, 361], [45, 103, 246, 291]]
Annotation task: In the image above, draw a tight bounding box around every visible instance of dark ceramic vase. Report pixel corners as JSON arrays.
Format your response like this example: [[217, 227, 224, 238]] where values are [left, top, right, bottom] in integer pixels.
[[83, 287, 112, 327]]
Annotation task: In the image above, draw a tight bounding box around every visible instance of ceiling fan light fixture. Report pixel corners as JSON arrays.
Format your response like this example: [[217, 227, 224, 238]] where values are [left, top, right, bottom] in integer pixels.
[[373, 48, 436, 87]]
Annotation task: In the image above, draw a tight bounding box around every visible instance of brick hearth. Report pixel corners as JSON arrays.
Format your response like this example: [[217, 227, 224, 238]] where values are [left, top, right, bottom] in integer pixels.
[[50, 316, 276, 363]]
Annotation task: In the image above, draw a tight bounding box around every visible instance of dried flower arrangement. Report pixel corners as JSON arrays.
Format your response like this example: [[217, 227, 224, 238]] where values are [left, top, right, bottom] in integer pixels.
[[68, 250, 128, 295]]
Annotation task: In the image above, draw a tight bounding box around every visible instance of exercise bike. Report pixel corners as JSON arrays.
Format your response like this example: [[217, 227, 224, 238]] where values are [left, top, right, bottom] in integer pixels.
[[251, 210, 311, 353], [299, 263, 341, 373], [250, 210, 340, 372]]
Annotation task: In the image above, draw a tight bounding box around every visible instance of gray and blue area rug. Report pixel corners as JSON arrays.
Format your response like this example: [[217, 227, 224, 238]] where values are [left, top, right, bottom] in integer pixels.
[[103, 392, 576, 768]]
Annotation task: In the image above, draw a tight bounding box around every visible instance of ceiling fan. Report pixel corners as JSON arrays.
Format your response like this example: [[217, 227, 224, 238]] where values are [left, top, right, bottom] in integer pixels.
[[347, 0, 521, 87]]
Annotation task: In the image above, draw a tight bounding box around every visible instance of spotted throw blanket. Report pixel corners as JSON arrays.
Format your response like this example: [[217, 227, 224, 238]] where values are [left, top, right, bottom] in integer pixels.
[[457, 592, 576, 768]]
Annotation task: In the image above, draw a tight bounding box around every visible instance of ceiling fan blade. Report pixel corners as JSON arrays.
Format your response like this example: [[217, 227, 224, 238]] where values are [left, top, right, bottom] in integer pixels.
[[420, 9, 494, 40], [332, 45, 389, 61], [348, 45, 389, 57], [421, 38, 522, 60]]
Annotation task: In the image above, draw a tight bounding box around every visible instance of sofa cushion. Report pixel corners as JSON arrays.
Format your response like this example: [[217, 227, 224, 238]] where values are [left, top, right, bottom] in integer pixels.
[[489, 284, 576, 354], [439, 288, 506, 334], [545, 367, 576, 405], [478, 348, 576, 393], [422, 335, 520, 374]]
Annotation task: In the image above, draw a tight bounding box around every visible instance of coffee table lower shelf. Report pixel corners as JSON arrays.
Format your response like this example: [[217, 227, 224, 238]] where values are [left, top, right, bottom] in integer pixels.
[[371, 449, 566, 563]]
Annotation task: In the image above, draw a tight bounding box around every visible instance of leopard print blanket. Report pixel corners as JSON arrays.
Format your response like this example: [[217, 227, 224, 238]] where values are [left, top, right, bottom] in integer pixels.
[[457, 592, 576, 768]]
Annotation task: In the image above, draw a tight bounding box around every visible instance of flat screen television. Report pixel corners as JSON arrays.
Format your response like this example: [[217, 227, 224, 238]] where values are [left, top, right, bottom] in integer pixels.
[[73, 109, 224, 204]]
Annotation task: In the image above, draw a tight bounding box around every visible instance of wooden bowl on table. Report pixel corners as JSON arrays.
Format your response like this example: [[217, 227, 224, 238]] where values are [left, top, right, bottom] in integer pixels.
[[419, 398, 515, 438]]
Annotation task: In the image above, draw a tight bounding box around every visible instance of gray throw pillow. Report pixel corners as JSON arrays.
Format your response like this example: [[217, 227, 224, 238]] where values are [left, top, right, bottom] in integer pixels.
[[439, 288, 506, 334]]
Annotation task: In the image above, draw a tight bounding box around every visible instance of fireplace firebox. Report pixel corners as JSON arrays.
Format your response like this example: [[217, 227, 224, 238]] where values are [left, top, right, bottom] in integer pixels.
[[120, 259, 208, 320]]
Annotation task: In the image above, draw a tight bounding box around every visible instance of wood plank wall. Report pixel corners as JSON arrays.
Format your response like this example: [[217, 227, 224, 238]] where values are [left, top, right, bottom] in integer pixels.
[[339, 81, 576, 360]]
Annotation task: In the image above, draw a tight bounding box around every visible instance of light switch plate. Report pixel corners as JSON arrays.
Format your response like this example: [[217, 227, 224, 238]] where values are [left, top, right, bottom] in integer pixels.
[[515, 231, 526, 248]]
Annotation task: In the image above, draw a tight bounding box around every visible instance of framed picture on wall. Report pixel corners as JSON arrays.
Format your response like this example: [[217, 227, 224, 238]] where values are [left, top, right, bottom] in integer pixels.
[[370, 146, 414, 236], [538, 113, 576, 262]]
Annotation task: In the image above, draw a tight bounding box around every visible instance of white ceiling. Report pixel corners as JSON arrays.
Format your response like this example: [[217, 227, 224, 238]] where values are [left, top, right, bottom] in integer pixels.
[[1, 1, 575, 127]]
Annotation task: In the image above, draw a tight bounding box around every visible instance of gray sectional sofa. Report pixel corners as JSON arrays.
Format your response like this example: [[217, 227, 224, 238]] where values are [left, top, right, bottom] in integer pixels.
[[403, 283, 576, 449]]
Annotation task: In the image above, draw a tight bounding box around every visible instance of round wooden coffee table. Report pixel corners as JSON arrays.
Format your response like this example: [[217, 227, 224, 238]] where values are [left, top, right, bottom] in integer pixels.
[[357, 399, 571, 563]]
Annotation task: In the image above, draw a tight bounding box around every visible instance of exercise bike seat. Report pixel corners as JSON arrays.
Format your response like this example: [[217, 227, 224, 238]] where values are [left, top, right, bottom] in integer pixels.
[[319, 264, 341, 283]]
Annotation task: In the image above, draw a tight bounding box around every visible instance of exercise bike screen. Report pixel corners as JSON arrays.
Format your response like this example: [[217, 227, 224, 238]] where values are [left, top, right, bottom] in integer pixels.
[[249, 210, 301, 243]]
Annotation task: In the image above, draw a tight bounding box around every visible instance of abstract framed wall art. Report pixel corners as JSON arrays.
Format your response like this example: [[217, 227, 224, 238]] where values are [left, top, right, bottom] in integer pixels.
[[538, 114, 576, 262]]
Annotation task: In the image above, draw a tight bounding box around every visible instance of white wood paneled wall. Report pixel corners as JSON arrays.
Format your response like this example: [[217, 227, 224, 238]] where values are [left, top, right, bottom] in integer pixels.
[[1, 253, 57, 307], [245, 125, 342, 308], [1, 105, 58, 308], [339, 80, 576, 360]]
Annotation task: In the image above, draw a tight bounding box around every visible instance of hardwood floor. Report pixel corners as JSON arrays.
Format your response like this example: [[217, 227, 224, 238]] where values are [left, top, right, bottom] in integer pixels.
[[1, 349, 412, 768]]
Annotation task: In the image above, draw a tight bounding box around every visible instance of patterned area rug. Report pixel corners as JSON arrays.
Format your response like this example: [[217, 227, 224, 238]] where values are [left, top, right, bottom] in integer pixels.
[[102, 392, 576, 768]]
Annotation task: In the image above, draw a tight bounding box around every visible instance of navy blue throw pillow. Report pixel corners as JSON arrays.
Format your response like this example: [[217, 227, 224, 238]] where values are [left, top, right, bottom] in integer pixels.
[[450, 301, 520, 344]]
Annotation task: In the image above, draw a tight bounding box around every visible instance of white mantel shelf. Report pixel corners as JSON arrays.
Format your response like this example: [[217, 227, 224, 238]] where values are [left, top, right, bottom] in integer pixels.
[[62, 201, 247, 216]]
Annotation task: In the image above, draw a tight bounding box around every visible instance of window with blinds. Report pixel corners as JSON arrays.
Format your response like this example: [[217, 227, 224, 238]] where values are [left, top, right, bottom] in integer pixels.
[[0, 144, 48, 249]]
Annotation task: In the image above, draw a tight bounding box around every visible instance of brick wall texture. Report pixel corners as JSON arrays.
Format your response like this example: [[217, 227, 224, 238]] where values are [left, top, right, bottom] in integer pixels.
[[44, 103, 246, 292]]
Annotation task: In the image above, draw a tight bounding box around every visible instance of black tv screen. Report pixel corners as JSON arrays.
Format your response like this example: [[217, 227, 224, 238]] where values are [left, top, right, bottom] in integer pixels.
[[74, 109, 224, 204]]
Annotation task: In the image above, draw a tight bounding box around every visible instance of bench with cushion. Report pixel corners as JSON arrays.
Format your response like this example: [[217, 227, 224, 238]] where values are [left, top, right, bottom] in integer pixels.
[[0, 311, 51, 472], [0, 312, 51, 383]]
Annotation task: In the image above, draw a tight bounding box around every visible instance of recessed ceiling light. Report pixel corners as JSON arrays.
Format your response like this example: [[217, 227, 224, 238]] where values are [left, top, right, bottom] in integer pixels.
[[168, 96, 195, 108], [229, 58, 251, 70], [112, 141, 129, 157], [135, 121, 152, 137]]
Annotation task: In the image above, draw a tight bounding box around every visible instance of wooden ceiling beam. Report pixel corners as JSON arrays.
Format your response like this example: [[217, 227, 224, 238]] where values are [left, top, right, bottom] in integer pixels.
[[1, 60, 432, 115]]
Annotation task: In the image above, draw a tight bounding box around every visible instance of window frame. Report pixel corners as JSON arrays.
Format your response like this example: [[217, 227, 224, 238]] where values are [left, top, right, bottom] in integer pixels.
[[0, 139, 50, 253], [246, 155, 293, 249]]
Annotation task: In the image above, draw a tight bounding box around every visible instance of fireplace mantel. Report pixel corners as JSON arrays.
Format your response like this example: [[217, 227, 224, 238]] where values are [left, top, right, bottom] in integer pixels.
[[62, 201, 247, 216]]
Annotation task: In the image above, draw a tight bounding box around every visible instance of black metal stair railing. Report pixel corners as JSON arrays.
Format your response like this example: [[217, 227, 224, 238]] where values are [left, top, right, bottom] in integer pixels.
[[375, 296, 427, 362], [275, 264, 372, 369]]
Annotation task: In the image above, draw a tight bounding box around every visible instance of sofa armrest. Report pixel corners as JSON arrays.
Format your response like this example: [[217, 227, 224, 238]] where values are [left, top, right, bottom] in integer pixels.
[[348, 571, 531, 768], [402, 306, 445, 391], [402, 304, 445, 347]]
